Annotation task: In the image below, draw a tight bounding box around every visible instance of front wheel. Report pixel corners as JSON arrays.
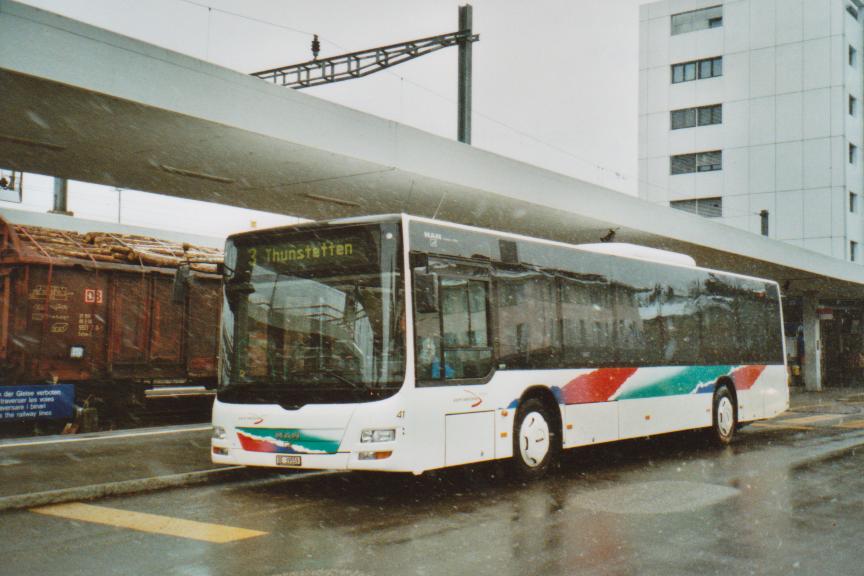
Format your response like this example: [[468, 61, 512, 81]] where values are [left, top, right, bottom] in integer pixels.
[[511, 398, 560, 479], [710, 385, 737, 445]]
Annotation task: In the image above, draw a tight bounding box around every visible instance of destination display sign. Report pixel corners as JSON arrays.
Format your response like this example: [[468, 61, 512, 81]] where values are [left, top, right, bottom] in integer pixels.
[[242, 229, 380, 272], [255, 239, 356, 264]]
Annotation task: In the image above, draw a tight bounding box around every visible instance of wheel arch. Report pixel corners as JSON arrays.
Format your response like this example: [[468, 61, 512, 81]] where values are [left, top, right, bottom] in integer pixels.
[[715, 375, 738, 418], [517, 385, 563, 443]]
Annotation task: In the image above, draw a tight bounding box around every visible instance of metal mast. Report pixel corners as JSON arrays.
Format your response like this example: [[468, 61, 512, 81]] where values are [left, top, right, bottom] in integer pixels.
[[251, 5, 478, 143], [457, 4, 473, 144]]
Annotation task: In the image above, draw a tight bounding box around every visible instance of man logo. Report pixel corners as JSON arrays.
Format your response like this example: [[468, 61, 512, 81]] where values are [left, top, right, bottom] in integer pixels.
[[424, 231, 442, 248]]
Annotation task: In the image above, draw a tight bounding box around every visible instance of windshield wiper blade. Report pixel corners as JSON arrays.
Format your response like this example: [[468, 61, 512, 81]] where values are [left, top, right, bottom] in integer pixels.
[[318, 369, 369, 392]]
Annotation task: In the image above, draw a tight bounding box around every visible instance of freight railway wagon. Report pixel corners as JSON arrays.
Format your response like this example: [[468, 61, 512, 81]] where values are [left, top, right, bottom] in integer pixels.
[[0, 216, 223, 412]]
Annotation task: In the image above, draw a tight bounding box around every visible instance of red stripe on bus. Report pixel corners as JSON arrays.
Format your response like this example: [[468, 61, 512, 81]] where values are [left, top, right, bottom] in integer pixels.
[[731, 365, 766, 390], [237, 433, 278, 453], [562, 367, 638, 404]]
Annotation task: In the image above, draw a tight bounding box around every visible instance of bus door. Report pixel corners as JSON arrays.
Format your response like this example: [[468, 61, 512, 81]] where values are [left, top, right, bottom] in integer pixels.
[[412, 255, 496, 466]]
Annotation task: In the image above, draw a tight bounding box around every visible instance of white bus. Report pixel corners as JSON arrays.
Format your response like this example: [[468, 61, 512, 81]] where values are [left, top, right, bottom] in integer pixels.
[[211, 214, 788, 478]]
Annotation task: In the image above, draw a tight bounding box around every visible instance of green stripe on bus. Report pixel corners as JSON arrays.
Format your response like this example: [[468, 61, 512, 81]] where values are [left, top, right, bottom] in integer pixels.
[[615, 365, 733, 400]]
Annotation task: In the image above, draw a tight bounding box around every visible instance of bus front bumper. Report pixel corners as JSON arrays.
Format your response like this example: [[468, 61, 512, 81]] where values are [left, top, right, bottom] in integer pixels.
[[211, 443, 407, 472], [211, 447, 352, 470]]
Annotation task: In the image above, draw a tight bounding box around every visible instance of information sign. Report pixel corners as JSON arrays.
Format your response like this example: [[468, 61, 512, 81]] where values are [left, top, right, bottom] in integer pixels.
[[0, 385, 75, 421]]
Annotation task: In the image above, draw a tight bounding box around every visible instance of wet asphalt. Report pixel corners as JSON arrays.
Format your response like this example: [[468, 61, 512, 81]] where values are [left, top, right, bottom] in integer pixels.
[[2, 422, 863, 576]]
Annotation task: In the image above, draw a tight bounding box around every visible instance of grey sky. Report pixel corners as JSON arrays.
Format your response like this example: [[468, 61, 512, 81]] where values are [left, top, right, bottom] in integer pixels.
[[9, 0, 646, 235]]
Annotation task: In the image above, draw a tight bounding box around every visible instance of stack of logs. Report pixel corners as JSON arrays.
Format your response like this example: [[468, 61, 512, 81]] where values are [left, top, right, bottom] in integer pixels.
[[12, 224, 223, 274]]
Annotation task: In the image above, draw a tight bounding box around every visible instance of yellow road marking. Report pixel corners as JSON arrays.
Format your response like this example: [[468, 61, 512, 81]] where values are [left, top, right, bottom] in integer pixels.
[[779, 414, 843, 425], [31, 503, 267, 543], [788, 404, 826, 413], [836, 419, 864, 429], [751, 422, 813, 431]]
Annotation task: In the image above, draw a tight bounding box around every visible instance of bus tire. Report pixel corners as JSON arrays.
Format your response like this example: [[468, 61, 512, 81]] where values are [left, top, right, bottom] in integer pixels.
[[511, 397, 560, 480], [710, 384, 737, 446]]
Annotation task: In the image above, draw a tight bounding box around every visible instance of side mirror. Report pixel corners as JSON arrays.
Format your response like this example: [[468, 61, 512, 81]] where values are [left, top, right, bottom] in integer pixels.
[[225, 281, 255, 313], [414, 271, 439, 314], [172, 264, 190, 304]]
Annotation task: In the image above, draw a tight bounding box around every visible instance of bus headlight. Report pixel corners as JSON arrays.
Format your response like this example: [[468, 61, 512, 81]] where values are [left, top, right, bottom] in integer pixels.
[[212, 426, 226, 440], [360, 429, 395, 443]]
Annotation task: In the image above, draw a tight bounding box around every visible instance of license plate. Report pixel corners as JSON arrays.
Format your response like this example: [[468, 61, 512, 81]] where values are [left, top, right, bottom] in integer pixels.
[[276, 454, 301, 467]]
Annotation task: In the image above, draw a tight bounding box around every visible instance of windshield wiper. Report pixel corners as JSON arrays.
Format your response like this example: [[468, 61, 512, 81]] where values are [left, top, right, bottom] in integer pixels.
[[318, 369, 370, 393]]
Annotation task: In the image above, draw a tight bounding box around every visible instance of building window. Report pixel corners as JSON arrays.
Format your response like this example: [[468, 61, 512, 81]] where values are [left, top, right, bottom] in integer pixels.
[[670, 150, 723, 174], [698, 105, 723, 126], [851, 241, 859, 262], [671, 104, 723, 129], [672, 62, 696, 83], [848, 4, 860, 20], [672, 57, 722, 83], [851, 95, 858, 116], [671, 5, 723, 35], [851, 45, 858, 66], [671, 108, 697, 129], [851, 143, 858, 164], [851, 191, 858, 213], [671, 197, 723, 218], [760, 210, 769, 237]]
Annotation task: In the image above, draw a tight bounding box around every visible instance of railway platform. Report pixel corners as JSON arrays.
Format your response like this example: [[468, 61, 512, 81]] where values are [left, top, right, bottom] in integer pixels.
[[0, 423, 298, 512], [0, 388, 860, 512]]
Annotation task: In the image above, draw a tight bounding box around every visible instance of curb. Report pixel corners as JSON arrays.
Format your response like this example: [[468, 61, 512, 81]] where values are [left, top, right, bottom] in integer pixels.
[[0, 466, 341, 513], [0, 466, 244, 512]]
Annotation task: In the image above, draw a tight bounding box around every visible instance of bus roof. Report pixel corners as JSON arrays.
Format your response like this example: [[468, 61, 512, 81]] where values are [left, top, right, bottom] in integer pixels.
[[575, 243, 696, 267], [228, 213, 777, 286], [403, 215, 778, 286], [225, 213, 403, 243]]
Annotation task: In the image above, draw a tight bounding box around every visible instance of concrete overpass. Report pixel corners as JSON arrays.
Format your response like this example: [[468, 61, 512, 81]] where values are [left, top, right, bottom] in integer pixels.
[[2, 0, 863, 388]]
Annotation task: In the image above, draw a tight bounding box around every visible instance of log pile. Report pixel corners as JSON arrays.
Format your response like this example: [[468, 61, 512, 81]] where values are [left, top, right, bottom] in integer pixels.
[[10, 223, 223, 273]]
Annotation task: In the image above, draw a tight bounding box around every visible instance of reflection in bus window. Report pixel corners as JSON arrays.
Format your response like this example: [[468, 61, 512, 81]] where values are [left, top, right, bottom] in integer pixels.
[[497, 269, 558, 369]]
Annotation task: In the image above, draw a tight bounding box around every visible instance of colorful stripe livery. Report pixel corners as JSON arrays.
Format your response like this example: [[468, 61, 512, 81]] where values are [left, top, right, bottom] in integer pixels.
[[561, 368, 638, 404], [730, 364, 767, 391], [236, 428, 343, 454], [561, 364, 768, 405]]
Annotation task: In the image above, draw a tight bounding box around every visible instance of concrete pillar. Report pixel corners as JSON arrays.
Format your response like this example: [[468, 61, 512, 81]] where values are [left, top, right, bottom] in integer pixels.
[[802, 293, 822, 391], [49, 177, 73, 216]]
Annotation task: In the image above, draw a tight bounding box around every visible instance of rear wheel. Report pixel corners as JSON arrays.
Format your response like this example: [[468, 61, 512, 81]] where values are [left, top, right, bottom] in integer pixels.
[[511, 397, 560, 479], [710, 385, 737, 445]]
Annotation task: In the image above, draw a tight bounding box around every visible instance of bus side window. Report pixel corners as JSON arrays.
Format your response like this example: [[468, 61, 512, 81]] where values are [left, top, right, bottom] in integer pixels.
[[700, 273, 738, 364], [763, 283, 784, 363], [736, 278, 774, 363], [441, 278, 493, 380], [414, 261, 493, 384], [658, 268, 702, 364], [497, 268, 558, 369], [414, 267, 442, 383]]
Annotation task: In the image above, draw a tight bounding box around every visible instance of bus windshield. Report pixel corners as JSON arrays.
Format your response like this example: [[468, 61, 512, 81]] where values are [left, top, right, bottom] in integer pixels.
[[219, 222, 405, 406]]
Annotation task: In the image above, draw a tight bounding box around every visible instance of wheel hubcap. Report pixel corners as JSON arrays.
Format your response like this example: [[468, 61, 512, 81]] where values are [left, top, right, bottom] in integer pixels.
[[519, 411, 550, 467], [717, 396, 734, 438]]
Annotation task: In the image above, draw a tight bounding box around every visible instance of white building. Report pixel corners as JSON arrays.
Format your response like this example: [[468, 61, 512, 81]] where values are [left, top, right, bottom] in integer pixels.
[[639, 0, 864, 263]]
